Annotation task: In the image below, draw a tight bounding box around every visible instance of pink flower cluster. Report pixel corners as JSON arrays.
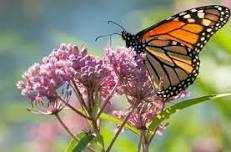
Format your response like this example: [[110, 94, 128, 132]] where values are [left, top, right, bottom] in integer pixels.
[[113, 97, 165, 129], [17, 44, 84, 102], [74, 51, 114, 98], [105, 47, 168, 131], [17, 43, 179, 133], [105, 47, 154, 100], [17, 44, 113, 103]]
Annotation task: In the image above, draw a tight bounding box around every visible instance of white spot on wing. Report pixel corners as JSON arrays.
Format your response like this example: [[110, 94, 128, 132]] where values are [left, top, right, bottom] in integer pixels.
[[198, 12, 205, 18], [187, 18, 195, 23], [202, 19, 211, 26], [190, 8, 197, 12], [206, 28, 212, 32], [172, 41, 177, 45], [179, 12, 187, 16], [183, 14, 191, 19], [217, 7, 222, 11]]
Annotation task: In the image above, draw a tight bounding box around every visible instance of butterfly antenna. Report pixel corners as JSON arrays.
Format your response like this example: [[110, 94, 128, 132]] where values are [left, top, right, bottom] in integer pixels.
[[108, 20, 125, 31], [95, 33, 121, 41]]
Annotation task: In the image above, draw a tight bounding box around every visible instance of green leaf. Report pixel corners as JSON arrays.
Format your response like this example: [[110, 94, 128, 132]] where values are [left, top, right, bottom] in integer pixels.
[[91, 134, 105, 151], [100, 113, 140, 136], [148, 93, 231, 134], [65, 132, 95, 152]]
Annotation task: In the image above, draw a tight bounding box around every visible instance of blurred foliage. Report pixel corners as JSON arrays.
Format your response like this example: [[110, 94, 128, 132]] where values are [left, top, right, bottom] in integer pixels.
[[0, 0, 231, 151]]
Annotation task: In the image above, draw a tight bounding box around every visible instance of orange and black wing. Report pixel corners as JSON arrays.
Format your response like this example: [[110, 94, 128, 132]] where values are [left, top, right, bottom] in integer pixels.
[[138, 5, 230, 97]]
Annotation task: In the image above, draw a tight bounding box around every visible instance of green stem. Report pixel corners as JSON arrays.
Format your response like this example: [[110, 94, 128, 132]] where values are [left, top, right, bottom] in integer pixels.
[[55, 114, 96, 152], [87, 89, 105, 152], [148, 100, 166, 142], [106, 102, 137, 152], [92, 117, 105, 151], [55, 113, 78, 141], [71, 80, 88, 111], [141, 130, 149, 152], [97, 82, 118, 119], [87, 89, 93, 113], [137, 132, 143, 152], [58, 96, 92, 120]]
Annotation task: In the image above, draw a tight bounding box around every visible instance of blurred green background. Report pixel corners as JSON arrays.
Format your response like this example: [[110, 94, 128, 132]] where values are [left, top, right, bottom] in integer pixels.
[[0, 0, 231, 151]]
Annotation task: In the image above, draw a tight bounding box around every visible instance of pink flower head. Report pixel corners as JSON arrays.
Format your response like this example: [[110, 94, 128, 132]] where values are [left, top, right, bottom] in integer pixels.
[[17, 44, 85, 103], [114, 97, 165, 129], [104, 47, 155, 100], [74, 53, 115, 97], [17, 43, 117, 109], [114, 93, 190, 132]]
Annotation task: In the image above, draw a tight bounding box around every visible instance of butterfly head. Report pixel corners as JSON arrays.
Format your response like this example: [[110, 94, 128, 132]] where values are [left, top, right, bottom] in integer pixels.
[[121, 31, 144, 53]]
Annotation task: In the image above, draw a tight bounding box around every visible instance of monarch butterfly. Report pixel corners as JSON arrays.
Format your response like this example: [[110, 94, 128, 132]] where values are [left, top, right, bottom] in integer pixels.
[[116, 5, 230, 98]]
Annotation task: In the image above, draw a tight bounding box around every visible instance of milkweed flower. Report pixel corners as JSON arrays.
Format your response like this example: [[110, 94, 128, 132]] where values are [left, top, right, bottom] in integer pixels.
[[104, 47, 167, 132], [104, 47, 155, 100], [16, 44, 84, 104], [17, 43, 116, 115], [105, 47, 191, 131], [16, 43, 195, 152], [113, 97, 165, 129], [113, 93, 189, 135], [73, 51, 115, 98]]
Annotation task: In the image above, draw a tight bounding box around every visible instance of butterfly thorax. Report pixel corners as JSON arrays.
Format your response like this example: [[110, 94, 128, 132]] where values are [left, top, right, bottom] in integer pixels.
[[121, 31, 145, 54]]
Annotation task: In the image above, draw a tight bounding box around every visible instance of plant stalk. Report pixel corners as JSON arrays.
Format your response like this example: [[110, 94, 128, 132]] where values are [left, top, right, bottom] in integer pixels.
[[58, 96, 92, 120], [141, 130, 150, 152], [71, 80, 88, 111], [106, 102, 137, 152], [55, 113, 95, 152], [96, 82, 118, 119]]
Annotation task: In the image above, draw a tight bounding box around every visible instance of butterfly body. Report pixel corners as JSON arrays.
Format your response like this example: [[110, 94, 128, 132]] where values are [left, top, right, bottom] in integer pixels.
[[121, 5, 230, 98], [122, 31, 145, 53]]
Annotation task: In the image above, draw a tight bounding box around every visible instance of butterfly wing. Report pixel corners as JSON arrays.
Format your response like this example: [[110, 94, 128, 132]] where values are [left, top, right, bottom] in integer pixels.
[[138, 5, 230, 97]]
